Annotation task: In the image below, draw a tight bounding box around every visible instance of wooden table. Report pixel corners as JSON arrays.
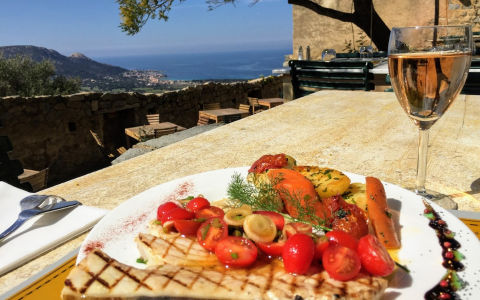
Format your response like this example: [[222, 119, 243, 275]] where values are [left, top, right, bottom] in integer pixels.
[[2, 91, 480, 296], [258, 98, 284, 109], [124, 122, 186, 148], [199, 108, 249, 123]]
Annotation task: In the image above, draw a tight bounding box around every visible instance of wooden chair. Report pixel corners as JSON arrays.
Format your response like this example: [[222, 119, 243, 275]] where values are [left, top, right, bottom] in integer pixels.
[[248, 97, 267, 114], [154, 127, 177, 138], [19, 168, 49, 192], [197, 115, 211, 125], [146, 114, 160, 124], [203, 103, 221, 110], [289, 60, 375, 99], [238, 104, 251, 115], [117, 147, 127, 154], [90, 130, 114, 158]]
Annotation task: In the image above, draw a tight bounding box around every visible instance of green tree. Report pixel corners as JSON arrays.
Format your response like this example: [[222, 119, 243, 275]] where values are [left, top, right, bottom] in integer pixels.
[[116, 0, 392, 50], [0, 54, 81, 97]]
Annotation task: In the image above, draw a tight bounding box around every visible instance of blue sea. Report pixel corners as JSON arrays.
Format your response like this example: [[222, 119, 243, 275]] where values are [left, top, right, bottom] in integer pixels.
[[91, 49, 290, 81]]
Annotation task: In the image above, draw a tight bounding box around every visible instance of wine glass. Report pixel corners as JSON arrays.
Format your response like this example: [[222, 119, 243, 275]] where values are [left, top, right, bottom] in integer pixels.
[[359, 45, 373, 59], [388, 25, 473, 210]]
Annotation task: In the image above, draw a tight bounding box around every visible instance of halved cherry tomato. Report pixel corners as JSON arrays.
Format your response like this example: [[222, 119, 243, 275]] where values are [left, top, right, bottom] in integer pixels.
[[156, 202, 180, 221], [357, 234, 395, 276], [253, 211, 285, 230], [195, 206, 225, 219], [326, 230, 359, 251], [197, 217, 228, 252], [174, 219, 204, 236], [313, 235, 329, 261], [161, 208, 194, 225], [256, 241, 284, 257], [186, 197, 210, 212], [215, 236, 258, 267], [282, 233, 314, 275], [322, 244, 361, 281]]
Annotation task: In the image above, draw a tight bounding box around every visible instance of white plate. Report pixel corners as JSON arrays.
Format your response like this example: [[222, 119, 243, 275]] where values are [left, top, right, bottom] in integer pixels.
[[78, 167, 480, 299]]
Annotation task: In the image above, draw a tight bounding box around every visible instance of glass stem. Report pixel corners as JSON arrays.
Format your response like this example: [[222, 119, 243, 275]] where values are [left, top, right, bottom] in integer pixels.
[[416, 129, 430, 195]]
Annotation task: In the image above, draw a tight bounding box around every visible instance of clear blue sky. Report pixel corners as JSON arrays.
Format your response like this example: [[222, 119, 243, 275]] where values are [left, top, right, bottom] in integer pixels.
[[0, 0, 293, 58]]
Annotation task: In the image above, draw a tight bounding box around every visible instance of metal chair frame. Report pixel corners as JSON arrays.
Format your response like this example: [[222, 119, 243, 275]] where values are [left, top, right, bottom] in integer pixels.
[[289, 60, 375, 99]]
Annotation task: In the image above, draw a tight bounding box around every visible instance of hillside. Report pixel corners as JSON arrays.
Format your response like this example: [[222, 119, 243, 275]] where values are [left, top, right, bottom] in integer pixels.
[[0, 45, 127, 79]]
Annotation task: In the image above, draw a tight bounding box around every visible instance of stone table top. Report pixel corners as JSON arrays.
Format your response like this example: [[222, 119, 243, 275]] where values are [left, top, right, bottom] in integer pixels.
[[2, 90, 480, 294]]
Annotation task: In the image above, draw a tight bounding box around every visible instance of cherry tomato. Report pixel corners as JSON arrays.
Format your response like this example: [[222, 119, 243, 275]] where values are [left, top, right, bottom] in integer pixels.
[[322, 244, 361, 281], [331, 213, 369, 240], [256, 241, 284, 257], [156, 202, 180, 221], [174, 219, 204, 236], [195, 206, 225, 219], [215, 236, 258, 267], [313, 235, 329, 261], [326, 230, 359, 251], [161, 208, 194, 225], [248, 153, 288, 174], [197, 217, 228, 252], [357, 234, 395, 276], [254, 211, 285, 230], [282, 233, 314, 275], [186, 197, 210, 212]]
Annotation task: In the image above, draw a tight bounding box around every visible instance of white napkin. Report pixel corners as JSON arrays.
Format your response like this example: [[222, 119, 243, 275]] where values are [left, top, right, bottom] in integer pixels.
[[0, 182, 109, 276]]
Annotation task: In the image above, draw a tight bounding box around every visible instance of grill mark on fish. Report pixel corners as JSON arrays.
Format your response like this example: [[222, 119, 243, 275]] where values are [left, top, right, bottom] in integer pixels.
[[64, 279, 77, 293], [291, 275, 297, 297], [80, 262, 110, 294], [109, 269, 127, 289], [162, 269, 182, 289], [139, 235, 153, 248], [162, 235, 186, 259], [134, 269, 156, 292], [311, 276, 325, 296], [186, 267, 203, 289], [185, 237, 196, 258], [111, 264, 153, 290], [88, 271, 110, 288], [151, 265, 234, 292], [240, 265, 252, 291], [263, 261, 275, 293]]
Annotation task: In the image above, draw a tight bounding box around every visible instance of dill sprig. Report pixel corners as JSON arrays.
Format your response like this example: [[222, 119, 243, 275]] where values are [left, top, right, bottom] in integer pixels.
[[226, 172, 331, 232]]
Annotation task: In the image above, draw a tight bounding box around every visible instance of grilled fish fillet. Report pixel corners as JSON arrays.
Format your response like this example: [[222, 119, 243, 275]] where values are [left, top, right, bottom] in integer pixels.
[[62, 249, 388, 300]]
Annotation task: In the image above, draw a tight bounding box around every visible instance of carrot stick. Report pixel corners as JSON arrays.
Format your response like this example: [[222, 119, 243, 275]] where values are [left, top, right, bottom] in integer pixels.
[[366, 177, 401, 249]]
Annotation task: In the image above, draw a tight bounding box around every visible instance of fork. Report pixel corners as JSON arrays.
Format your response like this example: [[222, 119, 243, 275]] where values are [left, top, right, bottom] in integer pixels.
[[0, 200, 82, 242]]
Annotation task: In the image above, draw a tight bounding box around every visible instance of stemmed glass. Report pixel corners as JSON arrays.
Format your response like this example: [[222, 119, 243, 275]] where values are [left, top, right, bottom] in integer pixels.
[[322, 49, 336, 62], [388, 25, 473, 209]]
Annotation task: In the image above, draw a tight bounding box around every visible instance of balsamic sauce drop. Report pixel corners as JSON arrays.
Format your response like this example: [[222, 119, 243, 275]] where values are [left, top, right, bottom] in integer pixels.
[[423, 200, 465, 300]]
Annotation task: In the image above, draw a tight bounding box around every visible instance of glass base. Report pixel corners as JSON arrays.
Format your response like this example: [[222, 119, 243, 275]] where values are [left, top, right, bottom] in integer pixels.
[[409, 188, 459, 210]]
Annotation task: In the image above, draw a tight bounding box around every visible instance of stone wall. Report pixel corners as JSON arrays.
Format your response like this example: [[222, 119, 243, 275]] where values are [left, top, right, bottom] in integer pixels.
[[291, 0, 477, 60], [0, 76, 282, 184]]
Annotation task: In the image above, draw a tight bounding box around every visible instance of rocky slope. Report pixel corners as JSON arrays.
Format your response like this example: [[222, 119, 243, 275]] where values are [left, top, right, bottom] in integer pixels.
[[0, 45, 127, 79]]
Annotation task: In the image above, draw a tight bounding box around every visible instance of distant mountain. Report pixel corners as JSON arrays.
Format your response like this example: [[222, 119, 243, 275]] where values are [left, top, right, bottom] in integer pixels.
[[0, 45, 128, 79]]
